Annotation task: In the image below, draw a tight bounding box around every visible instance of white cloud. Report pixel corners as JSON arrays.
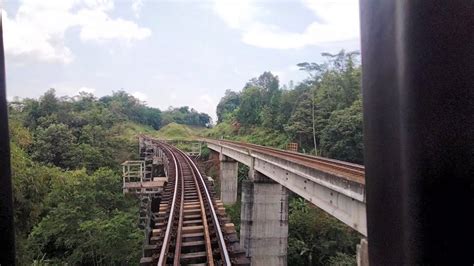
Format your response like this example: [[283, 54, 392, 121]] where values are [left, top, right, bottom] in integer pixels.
[[2, 2, 76, 64], [270, 69, 286, 82], [213, 0, 360, 49], [132, 91, 148, 101], [198, 94, 217, 122], [78, 9, 151, 42], [78, 86, 96, 94], [2, 0, 151, 64], [213, 0, 259, 29], [288, 64, 300, 72], [132, 0, 143, 18], [83, 0, 114, 11], [268, 64, 308, 85]]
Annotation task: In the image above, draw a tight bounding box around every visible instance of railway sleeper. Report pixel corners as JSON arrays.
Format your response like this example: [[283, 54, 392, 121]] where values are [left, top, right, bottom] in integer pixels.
[[183, 219, 203, 226], [182, 232, 205, 242], [183, 209, 201, 215], [143, 244, 159, 257], [180, 251, 207, 264], [182, 225, 204, 234], [181, 241, 206, 254], [184, 214, 201, 220], [139, 140, 251, 265]]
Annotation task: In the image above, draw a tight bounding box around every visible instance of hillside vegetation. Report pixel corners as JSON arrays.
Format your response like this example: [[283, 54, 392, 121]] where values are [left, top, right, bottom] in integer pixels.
[[209, 50, 363, 165], [155, 122, 195, 140], [7, 90, 208, 264], [206, 50, 363, 265]]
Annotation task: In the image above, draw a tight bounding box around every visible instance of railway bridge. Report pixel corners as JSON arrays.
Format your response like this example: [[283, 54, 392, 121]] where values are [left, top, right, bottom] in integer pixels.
[[126, 136, 250, 265], [126, 135, 367, 265], [204, 139, 367, 265]]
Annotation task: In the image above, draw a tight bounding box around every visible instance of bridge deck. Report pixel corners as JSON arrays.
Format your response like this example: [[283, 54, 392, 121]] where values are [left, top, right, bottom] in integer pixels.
[[204, 138, 367, 236]]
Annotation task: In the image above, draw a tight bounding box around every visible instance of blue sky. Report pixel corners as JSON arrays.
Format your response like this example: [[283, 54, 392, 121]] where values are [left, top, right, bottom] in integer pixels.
[[2, 0, 360, 121]]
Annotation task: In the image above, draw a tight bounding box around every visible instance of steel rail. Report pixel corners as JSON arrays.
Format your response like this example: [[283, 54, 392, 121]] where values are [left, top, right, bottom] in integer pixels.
[[178, 149, 232, 265], [218, 138, 363, 169], [184, 153, 214, 265], [157, 144, 179, 265], [205, 138, 365, 183], [146, 138, 231, 265], [172, 153, 185, 264], [212, 138, 364, 171]]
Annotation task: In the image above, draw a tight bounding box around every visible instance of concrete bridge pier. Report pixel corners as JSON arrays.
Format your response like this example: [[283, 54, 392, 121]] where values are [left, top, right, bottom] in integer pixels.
[[219, 155, 238, 204], [357, 238, 369, 266], [240, 169, 288, 266]]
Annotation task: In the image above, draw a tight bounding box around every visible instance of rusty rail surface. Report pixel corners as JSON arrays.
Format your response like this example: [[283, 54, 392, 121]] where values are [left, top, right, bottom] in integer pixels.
[[142, 138, 235, 265], [204, 138, 365, 184]]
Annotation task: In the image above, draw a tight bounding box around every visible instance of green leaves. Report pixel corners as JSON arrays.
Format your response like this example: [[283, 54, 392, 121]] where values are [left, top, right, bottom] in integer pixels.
[[236, 86, 263, 126], [288, 197, 360, 266], [31, 123, 76, 168], [28, 169, 142, 264], [212, 50, 363, 162], [320, 99, 363, 164], [7, 89, 184, 264], [216, 90, 240, 123], [161, 106, 211, 127]]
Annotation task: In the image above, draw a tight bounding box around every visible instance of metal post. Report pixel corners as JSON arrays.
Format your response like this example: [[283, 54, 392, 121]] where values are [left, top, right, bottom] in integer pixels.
[[360, 1, 473, 264], [0, 14, 16, 265]]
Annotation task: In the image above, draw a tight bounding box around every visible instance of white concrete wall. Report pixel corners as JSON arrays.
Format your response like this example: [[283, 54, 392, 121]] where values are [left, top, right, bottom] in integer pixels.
[[240, 180, 288, 266], [219, 160, 238, 204], [207, 141, 367, 236]]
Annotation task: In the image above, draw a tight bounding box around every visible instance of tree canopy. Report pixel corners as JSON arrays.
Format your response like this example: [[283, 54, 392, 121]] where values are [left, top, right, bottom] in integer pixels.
[[211, 50, 363, 163], [8, 89, 214, 264]]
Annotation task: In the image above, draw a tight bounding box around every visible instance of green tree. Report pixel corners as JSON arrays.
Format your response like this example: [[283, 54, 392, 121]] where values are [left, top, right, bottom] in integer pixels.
[[236, 86, 263, 126], [285, 93, 314, 151], [314, 51, 361, 115], [28, 169, 142, 264], [161, 106, 210, 127], [276, 88, 301, 128], [288, 197, 360, 265], [9, 120, 63, 263], [245, 71, 279, 103], [136, 106, 162, 129], [261, 89, 282, 129], [38, 89, 60, 116], [320, 99, 363, 164], [216, 90, 240, 123], [31, 123, 76, 168]]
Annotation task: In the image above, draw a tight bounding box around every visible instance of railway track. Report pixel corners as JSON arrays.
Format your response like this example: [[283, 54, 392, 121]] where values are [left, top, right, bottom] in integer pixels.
[[204, 138, 365, 184], [140, 139, 248, 265]]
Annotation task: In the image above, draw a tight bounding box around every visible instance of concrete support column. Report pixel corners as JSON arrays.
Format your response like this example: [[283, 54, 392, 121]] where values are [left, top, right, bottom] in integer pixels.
[[240, 172, 288, 266], [219, 157, 238, 204], [357, 238, 369, 266]]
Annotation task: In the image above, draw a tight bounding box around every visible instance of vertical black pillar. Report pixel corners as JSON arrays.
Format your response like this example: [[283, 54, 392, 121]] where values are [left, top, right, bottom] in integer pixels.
[[360, 1, 474, 264], [0, 14, 16, 265]]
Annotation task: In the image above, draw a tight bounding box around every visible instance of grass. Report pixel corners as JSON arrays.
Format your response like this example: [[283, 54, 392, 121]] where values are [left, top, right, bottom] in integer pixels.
[[113, 121, 159, 141], [112, 121, 207, 142], [202, 121, 291, 148], [156, 122, 199, 140]]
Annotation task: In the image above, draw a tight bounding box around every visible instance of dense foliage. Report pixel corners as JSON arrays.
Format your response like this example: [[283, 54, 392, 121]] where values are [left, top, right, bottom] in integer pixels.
[[8, 90, 208, 264], [208, 50, 364, 265], [287, 197, 359, 265], [9, 119, 142, 264], [210, 50, 363, 164], [162, 106, 211, 127]]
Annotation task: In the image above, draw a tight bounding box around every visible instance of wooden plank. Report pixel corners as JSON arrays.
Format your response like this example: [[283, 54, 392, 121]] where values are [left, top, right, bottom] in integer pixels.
[[181, 251, 207, 260]]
